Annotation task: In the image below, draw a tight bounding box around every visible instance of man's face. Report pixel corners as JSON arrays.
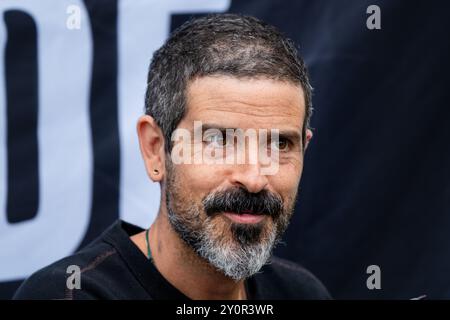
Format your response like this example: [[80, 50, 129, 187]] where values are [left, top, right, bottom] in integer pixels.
[[164, 76, 310, 280]]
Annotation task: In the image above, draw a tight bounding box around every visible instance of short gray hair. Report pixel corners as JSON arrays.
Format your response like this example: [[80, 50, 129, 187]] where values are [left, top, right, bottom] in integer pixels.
[[145, 13, 313, 151]]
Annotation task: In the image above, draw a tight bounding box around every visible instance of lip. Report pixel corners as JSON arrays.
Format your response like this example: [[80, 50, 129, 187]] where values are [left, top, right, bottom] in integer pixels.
[[223, 212, 265, 224]]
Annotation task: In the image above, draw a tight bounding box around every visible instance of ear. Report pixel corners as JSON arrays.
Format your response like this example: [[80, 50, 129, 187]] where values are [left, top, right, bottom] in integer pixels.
[[304, 129, 313, 151], [137, 115, 166, 182]]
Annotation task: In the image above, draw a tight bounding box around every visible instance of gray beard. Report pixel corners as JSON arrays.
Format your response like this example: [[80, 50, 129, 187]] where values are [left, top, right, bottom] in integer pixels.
[[163, 158, 293, 281], [166, 194, 282, 281]]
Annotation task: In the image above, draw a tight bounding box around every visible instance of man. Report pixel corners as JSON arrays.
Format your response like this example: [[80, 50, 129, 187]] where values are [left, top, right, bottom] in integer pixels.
[[14, 14, 330, 300]]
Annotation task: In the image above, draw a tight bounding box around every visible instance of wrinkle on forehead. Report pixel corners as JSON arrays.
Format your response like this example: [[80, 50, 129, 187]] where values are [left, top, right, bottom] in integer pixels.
[[184, 76, 305, 129]]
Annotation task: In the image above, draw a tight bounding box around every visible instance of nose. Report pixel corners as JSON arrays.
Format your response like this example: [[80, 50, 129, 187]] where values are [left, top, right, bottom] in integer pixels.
[[230, 163, 269, 194]]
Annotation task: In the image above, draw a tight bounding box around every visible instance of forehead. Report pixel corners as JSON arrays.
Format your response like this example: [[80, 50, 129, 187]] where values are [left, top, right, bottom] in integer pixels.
[[183, 76, 305, 130]]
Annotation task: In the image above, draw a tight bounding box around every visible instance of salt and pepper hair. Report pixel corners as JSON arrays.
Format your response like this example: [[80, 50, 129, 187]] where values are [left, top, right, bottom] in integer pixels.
[[145, 13, 313, 151]]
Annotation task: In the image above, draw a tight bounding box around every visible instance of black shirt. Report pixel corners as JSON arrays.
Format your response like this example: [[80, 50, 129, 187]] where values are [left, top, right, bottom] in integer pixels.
[[13, 220, 331, 300]]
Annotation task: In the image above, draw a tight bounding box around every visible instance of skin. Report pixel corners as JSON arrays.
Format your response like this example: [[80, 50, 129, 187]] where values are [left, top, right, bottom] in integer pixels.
[[131, 76, 313, 300]]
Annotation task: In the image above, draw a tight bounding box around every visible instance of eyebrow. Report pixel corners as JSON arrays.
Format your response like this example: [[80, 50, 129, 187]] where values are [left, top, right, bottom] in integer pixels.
[[197, 123, 302, 145]]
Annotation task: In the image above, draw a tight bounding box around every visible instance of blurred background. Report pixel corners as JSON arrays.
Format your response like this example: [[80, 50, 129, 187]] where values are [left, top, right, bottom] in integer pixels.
[[1, 0, 449, 299]]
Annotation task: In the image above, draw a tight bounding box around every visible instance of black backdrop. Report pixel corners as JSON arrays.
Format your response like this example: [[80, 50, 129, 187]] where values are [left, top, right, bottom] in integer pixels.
[[1, 0, 449, 299]]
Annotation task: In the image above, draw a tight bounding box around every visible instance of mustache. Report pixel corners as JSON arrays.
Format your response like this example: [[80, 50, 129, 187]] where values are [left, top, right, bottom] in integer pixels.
[[202, 187, 283, 218]]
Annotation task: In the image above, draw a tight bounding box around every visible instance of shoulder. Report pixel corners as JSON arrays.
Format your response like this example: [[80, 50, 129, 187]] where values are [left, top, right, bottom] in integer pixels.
[[250, 256, 332, 300], [13, 242, 119, 300]]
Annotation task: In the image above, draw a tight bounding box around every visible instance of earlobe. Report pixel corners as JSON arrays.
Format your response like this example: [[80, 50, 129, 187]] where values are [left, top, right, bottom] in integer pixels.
[[136, 115, 166, 182]]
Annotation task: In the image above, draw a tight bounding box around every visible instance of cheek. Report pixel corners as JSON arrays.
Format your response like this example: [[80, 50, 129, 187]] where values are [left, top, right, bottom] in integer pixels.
[[271, 164, 302, 198], [175, 163, 227, 192]]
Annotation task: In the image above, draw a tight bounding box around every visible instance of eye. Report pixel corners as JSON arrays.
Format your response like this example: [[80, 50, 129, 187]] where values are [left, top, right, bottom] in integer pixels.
[[271, 138, 290, 152], [204, 131, 226, 147]]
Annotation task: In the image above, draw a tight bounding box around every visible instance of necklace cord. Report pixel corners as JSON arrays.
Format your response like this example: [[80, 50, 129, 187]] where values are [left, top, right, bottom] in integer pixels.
[[145, 227, 152, 260]]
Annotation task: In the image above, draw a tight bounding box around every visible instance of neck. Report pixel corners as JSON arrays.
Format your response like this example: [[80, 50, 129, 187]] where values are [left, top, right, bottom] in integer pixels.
[[131, 205, 247, 300]]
